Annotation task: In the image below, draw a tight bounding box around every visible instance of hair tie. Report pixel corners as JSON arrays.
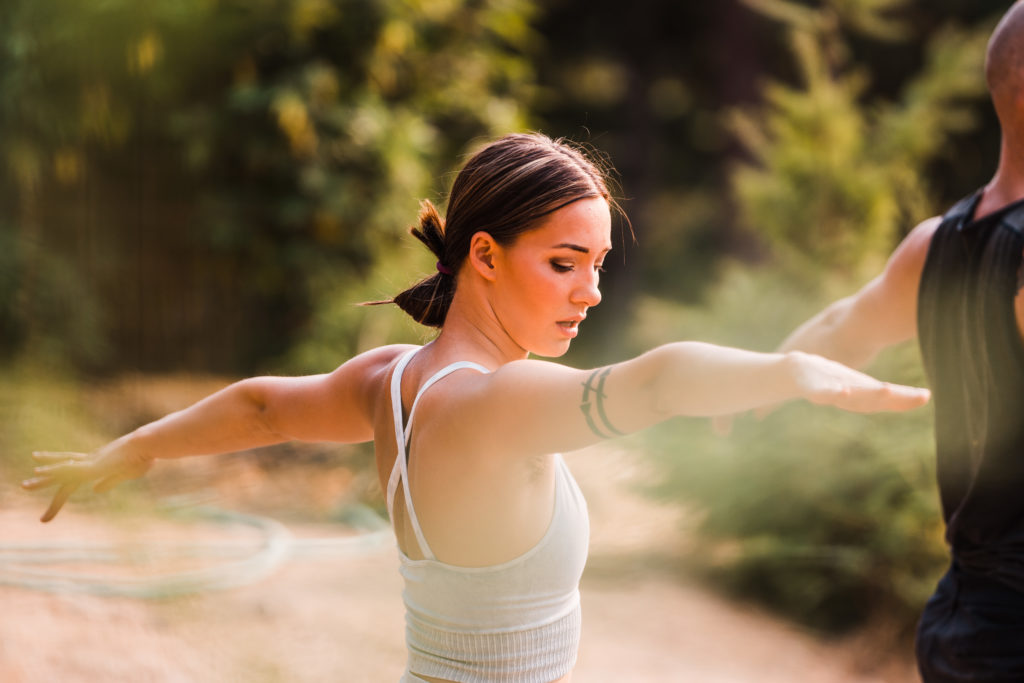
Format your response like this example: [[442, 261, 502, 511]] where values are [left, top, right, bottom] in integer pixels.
[[436, 261, 454, 276]]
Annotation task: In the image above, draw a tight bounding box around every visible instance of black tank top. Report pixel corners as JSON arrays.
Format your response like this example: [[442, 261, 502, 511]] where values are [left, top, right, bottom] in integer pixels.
[[917, 191, 1024, 591]]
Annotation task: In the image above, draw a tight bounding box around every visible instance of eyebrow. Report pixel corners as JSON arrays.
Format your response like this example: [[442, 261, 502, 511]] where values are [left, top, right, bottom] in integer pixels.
[[551, 242, 612, 254]]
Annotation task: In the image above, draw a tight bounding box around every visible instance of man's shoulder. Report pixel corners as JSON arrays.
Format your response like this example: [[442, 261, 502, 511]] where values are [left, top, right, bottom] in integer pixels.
[[941, 191, 983, 223], [892, 215, 943, 266]]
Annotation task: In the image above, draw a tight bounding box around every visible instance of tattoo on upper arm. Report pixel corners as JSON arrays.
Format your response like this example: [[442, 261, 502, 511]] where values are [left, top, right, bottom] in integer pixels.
[[580, 367, 625, 439]]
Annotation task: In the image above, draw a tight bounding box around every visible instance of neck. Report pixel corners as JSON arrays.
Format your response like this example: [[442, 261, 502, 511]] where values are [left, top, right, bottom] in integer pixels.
[[980, 129, 1024, 215], [428, 288, 529, 369]]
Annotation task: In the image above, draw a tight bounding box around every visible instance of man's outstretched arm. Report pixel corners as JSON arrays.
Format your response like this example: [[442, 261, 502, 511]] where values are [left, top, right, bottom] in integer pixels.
[[777, 217, 942, 368]]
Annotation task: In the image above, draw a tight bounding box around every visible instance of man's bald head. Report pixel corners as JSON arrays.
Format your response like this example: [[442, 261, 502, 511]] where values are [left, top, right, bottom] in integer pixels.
[[986, 1, 1024, 110]]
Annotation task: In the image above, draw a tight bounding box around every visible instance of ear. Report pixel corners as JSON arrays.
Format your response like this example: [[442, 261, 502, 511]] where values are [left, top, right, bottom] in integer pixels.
[[468, 231, 500, 281]]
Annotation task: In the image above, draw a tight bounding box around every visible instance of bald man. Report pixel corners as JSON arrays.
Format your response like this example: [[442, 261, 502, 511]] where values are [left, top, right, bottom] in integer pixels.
[[770, 3, 1024, 680]]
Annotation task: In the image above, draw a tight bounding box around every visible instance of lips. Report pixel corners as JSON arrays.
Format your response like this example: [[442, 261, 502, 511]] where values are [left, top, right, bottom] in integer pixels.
[[556, 316, 585, 338]]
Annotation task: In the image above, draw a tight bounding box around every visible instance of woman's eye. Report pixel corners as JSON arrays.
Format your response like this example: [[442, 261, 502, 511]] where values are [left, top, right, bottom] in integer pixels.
[[595, 264, 606, 273], [551, 261, 573, 273]]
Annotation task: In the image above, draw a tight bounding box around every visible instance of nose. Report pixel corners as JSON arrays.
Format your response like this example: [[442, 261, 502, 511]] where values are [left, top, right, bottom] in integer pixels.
[[572, 271, 602, 307]]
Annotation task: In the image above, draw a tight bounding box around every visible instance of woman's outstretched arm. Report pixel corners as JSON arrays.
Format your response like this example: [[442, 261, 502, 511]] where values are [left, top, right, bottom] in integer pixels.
[[430, 343, 930, 460], [21, 345, 411, 522]]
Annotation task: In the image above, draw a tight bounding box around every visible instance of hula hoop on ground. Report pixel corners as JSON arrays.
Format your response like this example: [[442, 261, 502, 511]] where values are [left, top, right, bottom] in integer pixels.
[[0, 501, 393, 599]]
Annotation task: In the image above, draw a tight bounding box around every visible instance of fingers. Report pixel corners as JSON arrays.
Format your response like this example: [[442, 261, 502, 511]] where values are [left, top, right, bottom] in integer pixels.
[[25, 452, 93, 522], [855, 382, 930, 412], [31, 463, 83, 477], [826, 381, 930, 413], [20, 475, 56, 491], [876, 382, 931, 411], [32, 451, 89, 464], [40, 483, 79, 523], [21, 454, 86, 490], [795, 354, 931, 414], [27, 452, 91, 481]]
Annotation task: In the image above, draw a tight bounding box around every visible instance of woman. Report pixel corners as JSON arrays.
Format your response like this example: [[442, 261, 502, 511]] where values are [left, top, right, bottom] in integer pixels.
[[23, 133, 929, 683]]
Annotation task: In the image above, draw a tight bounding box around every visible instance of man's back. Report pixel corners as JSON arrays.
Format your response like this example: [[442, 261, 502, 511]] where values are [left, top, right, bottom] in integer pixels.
[[915, 192, 1024, 682]]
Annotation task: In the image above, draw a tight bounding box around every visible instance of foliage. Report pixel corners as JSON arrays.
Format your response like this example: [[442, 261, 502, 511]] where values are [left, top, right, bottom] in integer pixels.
[[730, 0, 991, 278], [283, 240, 435, 372], [0, 0, 537, 372], [660, 401, 944, 633]]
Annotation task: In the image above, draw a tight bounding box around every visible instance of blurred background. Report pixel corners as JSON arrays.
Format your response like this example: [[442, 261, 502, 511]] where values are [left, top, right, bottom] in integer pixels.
[[0, 0, 1011, 679]]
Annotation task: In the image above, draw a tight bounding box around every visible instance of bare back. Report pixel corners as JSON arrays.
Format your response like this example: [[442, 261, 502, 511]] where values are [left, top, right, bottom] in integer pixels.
[[369, 345, 559, 568]]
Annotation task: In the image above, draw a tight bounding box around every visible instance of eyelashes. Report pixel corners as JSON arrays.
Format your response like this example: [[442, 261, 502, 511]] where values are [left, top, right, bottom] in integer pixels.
[[550, 261, 606, 274]]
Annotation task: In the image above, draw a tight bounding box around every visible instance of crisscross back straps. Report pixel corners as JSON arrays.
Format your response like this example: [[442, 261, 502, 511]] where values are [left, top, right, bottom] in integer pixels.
[[386, 349, 489, 560]]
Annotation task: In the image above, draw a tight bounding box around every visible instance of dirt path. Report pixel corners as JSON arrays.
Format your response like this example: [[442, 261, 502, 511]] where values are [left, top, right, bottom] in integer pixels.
[[0, 448, 919, 682]]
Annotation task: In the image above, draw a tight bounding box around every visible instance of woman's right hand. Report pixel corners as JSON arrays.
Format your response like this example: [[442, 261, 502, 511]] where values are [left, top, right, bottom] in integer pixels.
[[20, 440, 154, 523]]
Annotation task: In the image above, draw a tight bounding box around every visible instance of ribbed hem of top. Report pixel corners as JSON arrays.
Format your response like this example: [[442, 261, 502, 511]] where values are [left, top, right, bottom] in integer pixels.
[[406, 604, 580, 683]]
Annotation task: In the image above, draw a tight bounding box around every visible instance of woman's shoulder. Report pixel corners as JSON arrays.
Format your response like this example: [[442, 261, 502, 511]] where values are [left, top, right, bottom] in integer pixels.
[[352, 343, 420, 366], [327, 344, 420, 428], [339, 344, 420, 384], [321, 343, 420, 403]]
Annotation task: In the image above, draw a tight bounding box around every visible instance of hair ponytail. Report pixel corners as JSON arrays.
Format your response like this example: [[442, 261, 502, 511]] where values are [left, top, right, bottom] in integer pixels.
[[409, 200, 447, 264], [367, 200, 456, 328]]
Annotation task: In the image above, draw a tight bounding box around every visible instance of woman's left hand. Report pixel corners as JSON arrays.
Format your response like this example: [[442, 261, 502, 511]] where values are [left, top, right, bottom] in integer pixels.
[[710, 351, 930, 436], [786, 351, 931, 413]]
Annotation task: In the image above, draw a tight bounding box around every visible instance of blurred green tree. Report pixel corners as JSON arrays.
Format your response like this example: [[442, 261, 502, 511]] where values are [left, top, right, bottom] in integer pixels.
[[730, 0, 989, 279], [0, 0, 536, 373]]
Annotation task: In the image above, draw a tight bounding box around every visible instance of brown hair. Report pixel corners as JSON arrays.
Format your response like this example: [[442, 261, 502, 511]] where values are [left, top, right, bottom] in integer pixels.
[[381, 132, 624, 327]]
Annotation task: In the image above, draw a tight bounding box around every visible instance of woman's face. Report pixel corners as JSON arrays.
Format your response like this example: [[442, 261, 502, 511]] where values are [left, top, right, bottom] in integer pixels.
[[490, 196, 612, 357]]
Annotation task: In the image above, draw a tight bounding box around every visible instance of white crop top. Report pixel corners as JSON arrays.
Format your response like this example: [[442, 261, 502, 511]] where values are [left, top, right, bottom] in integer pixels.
[[386, 347, 590, 682]]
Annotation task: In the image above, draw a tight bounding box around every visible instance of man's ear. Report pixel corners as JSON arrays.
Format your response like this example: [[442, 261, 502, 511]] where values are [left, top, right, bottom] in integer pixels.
[[468, 231, 499, 281]]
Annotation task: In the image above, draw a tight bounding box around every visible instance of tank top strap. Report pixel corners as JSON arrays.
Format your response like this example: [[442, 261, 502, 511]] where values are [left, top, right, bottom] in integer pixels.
[[404, 361, 491, 443], [386, 347, 421, 524], [946, 192, 981, 228], [553, 453, 587, 515], [386, 349, 490, 560], [1000, 201, 1024, 235]]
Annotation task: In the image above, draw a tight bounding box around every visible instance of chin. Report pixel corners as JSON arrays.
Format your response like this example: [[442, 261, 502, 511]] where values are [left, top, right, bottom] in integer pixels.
[[530, 341, 573, 358]]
